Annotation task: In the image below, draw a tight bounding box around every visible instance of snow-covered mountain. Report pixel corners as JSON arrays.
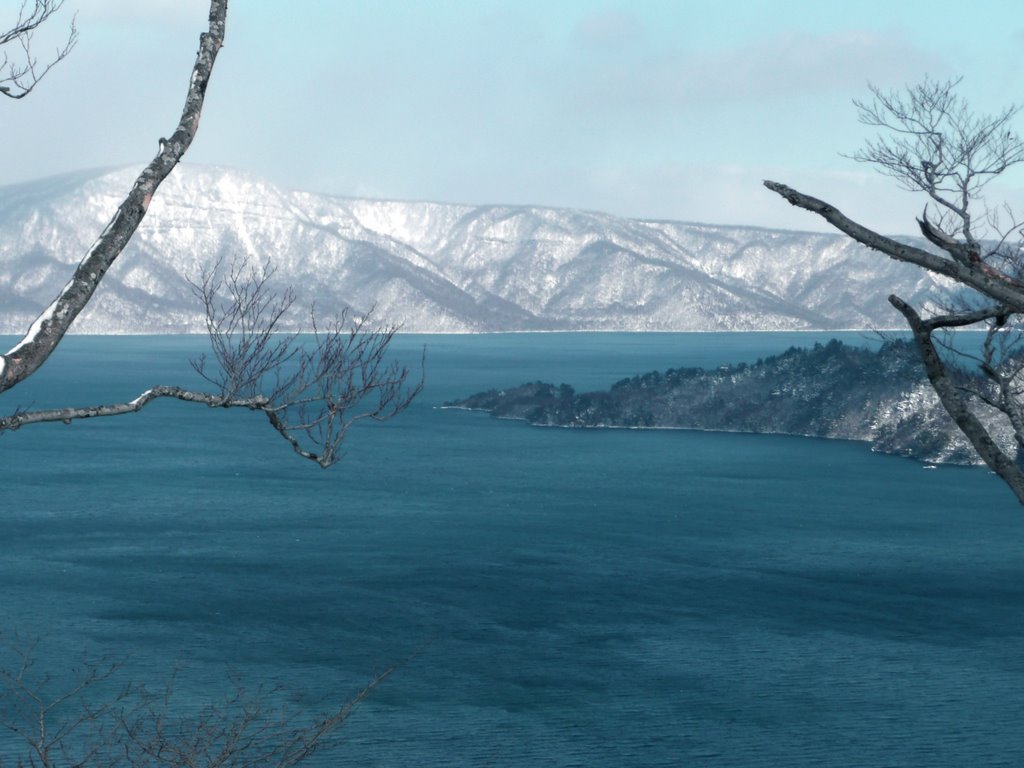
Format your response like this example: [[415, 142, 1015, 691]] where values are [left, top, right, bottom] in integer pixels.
[[0, 165, 948, 333]]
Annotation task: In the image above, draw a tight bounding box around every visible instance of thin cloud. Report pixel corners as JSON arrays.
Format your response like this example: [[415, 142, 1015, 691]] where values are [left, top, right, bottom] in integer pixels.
[[567, 29, 949, 111]]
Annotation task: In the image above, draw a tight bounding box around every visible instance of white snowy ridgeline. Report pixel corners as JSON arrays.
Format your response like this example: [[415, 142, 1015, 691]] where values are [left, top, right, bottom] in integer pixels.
[[0, 165, 954, 334]]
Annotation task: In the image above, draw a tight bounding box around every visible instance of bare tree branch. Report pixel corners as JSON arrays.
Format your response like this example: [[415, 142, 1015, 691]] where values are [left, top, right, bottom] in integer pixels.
[[0, 632, 126, 768], [0, 257, 424, 469], [1, 0, 420, 470], [889, 295, 1024, 503], [848, 76, 1024, 247], [112, 666, 395, 768], [767, 78, 1024, 503], [909, 304, 1008, 332], [188, 257, 424, 468], [0, 0, 78, 99], [0, 0, 227, 395], [0, 385, 268, 430], [762, 180, 1024, 306]]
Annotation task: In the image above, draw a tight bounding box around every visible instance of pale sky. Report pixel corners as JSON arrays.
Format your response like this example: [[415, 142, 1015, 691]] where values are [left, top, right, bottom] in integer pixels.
[[5, 0, 1024, 235]]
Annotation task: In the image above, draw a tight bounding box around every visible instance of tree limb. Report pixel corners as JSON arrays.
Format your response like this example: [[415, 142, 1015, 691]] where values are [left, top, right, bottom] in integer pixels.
[[917, 211, 973, 263], [915, 304, 1008, 330], [770, 79, 1024, 505], [0, 0, 78, 99], [763, 180, 1024, 306], [889, 294, 1024, 503], [1, 252, 423, 469], [0, 3, 421, 470], [0, 386, 344, 467], [0, 386, 267, 430], [848, 78, 1024, 248], [0, 0, 228, 394]]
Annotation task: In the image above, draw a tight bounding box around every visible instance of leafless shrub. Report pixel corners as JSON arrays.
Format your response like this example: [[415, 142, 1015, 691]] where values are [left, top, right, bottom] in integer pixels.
[[0, 632, 123, 768], [0, 633, 393, 768]]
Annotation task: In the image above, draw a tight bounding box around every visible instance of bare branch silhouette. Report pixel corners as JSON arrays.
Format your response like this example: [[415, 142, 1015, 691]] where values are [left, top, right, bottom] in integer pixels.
[[767, 77, 1024, 503], [0, 0, 78, 99], [0, 257, 423, 469], [0, 633, 396, 768]]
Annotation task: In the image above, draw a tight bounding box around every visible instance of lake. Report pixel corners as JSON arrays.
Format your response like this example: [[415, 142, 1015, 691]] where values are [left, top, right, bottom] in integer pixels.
[[2, 332, 1023, 767]]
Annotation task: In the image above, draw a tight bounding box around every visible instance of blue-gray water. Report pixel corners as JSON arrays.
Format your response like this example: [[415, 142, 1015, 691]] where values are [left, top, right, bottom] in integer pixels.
[[2, 332, 1023, 766]]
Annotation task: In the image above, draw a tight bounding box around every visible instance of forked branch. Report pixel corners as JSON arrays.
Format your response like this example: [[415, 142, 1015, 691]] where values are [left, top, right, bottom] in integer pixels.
[[189, 257, 424, 468], [0, 386, 270, 431], [889, 295, 1024, 503], [767, 78, 1024, 503], [763, 180, 1024, 307], [850, 76, 1024, 245], [0, 257, 423, 469]]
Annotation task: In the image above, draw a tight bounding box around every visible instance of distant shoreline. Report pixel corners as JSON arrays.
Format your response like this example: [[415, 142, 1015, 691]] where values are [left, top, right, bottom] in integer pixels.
[[442, 339, 1006, 466], [439, 402, 947, 466]]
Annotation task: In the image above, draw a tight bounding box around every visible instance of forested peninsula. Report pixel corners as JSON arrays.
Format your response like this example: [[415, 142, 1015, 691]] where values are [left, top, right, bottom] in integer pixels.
[[446, 339, 1007, 465]]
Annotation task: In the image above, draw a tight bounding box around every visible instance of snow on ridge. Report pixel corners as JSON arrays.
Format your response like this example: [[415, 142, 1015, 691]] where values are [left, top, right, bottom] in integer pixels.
[[0, 164, 953, 334], [346, 198, 472, 255]]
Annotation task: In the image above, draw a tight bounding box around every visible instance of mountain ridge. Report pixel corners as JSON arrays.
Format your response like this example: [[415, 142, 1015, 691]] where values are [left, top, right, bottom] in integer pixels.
[[0, 164, 950, 334]]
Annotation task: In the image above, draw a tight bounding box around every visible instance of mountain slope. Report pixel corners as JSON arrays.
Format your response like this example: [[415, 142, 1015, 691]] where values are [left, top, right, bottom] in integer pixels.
[[0, 165, 950, 333]]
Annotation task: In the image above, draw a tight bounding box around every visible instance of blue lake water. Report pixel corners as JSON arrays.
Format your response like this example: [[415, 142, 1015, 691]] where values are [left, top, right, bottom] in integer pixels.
[[2, 332, 1023, 766]]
